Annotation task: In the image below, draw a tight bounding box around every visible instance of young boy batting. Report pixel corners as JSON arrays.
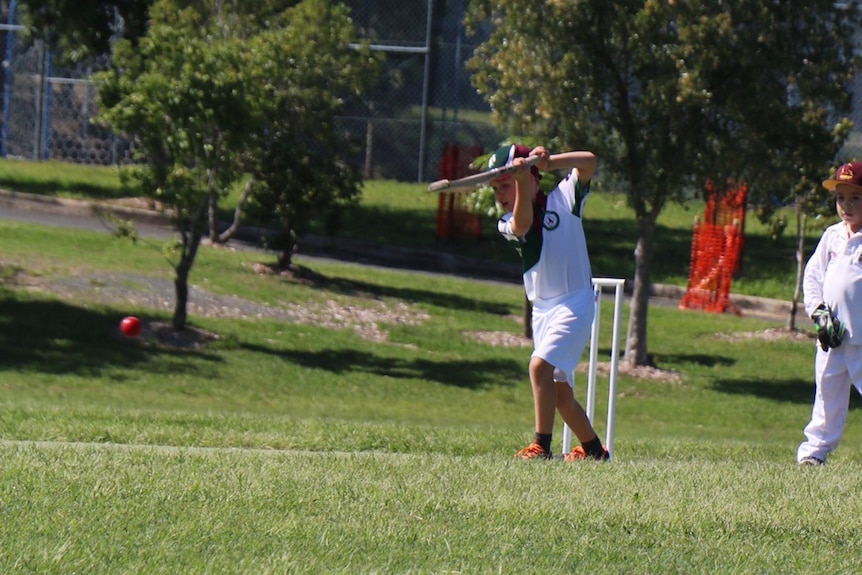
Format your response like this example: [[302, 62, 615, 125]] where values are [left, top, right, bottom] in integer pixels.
[[488, 143, 608, 461], [797, 161, 862, 466]]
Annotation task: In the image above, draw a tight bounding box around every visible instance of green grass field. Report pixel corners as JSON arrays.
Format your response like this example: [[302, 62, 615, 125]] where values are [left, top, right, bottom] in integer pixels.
[[0, 160, 857, 573]]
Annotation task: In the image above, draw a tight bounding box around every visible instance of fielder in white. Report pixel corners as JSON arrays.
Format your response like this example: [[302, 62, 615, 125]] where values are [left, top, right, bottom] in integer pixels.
[[798, 161, 862, 466], [489, 143, 608, 461]]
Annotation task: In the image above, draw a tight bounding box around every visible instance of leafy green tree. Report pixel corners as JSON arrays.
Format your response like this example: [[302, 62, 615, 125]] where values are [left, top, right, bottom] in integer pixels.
[[95, 0, 377, 330], [95, 0, 257, 329], [243, 0, 380, 268], [465, 0, 860, 366], [16, 0, 152, 63]]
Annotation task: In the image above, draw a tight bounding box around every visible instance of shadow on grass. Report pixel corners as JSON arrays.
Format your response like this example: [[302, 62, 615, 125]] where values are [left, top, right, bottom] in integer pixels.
[[585, 220, 693, 281], [0, 291, 222, 376], [584, 216, 802, 287], [711, 377, 862, 410], [279, 266, 514, 316], [0, 179, 124, 200], [240, 343, 523, 389], [305, 203, 513, 261], [653, 352, 737, 368]]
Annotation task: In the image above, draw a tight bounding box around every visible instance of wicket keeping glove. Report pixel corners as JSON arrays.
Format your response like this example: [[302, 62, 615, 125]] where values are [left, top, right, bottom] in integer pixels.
[[811, 304, 845, 351]]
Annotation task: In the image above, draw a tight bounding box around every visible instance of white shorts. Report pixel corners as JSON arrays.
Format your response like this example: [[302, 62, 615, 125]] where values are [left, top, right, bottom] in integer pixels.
[[530, 288, 595, 387]]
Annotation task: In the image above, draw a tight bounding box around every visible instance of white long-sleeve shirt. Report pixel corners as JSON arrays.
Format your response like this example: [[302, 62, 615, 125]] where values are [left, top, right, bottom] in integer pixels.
[[803, 221, 862, 344]]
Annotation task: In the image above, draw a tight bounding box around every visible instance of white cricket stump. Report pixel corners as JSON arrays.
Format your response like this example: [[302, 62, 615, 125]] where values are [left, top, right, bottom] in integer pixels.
[[561, 278, 625, 460]]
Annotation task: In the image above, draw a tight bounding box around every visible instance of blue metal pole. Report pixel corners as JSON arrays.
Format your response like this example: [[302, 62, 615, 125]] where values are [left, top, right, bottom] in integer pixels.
[[417, 0, 433, 182], [1, 0, 18, 158], [453, 0, 463, 126], [40, 43, 52, 160]]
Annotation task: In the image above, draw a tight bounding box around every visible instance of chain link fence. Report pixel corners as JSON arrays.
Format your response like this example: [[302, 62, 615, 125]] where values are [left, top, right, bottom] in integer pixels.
[[0, 0, 503, 183], [0, 12, 130, 165], [1, 2, 861, 181], [331, 0, 503, 182]]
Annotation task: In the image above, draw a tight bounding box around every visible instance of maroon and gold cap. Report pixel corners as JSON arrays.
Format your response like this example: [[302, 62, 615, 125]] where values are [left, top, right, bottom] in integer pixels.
[[486, 144, 539, 182], [823, 162, 862, 191]]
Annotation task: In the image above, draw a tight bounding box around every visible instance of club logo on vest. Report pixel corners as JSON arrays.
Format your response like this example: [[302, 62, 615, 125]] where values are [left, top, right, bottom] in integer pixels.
[[542, 211, 560, 230]]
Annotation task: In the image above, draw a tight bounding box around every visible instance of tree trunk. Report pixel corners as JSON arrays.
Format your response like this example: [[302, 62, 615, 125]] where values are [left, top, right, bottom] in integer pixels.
[[277, 230, 297, 269], [788, 206, 807, 332], [173, 268, 190, 330], [365, 117, 374, 179], [216, 178, 254, 243], [624, 215, 658, 367], [172, 220, 204, 331], [523, 294, 532, 339], [207, 194, 219, 243]]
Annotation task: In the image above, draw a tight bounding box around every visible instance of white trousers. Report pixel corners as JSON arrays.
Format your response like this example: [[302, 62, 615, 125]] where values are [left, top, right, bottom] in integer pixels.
[[797, 343, 862, 463]]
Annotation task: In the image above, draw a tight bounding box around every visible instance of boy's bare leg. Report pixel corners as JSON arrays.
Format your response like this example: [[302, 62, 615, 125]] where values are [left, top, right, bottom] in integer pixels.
[[529, 357, 558, 434], [555, 380, 599, 442]]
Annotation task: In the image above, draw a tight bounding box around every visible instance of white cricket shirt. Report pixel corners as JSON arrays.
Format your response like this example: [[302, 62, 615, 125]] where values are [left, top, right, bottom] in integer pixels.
[[804, 221, 862, 344], [497, 168, 593, 303]]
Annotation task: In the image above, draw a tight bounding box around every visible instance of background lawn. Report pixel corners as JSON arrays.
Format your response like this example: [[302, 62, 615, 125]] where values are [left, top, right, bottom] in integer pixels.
[[0, 157, 827, 300]]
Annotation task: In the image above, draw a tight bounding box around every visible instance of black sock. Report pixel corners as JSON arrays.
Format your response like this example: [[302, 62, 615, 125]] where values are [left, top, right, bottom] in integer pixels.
[[582, 435, 604, 458], [535, 433, 552, 453]]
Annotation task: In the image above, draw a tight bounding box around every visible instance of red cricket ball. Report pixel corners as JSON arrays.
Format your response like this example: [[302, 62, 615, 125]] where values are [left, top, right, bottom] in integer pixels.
[[120, 316, 142, 338]]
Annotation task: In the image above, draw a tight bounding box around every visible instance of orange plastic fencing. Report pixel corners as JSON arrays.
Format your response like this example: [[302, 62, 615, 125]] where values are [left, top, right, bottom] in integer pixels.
[[679, 180, 747, 315], [436, 143, 483, 240], [702, 179, 746, 275]]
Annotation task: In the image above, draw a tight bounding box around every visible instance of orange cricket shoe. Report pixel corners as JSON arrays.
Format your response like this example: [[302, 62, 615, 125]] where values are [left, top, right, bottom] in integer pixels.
[[564, 445, 610, 462], [513, 441, 553, 460]]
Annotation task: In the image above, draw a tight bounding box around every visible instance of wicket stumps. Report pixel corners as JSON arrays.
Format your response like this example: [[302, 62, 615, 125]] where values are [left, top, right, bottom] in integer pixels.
[[561, 278, 626, 460]]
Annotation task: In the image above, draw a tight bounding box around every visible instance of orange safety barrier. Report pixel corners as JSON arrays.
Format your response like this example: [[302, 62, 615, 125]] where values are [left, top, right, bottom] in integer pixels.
[[679, 179, 747, 315], [439, 142, 482, 182], [703, 179, 747, 274], [436, 143, 483, 240]]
